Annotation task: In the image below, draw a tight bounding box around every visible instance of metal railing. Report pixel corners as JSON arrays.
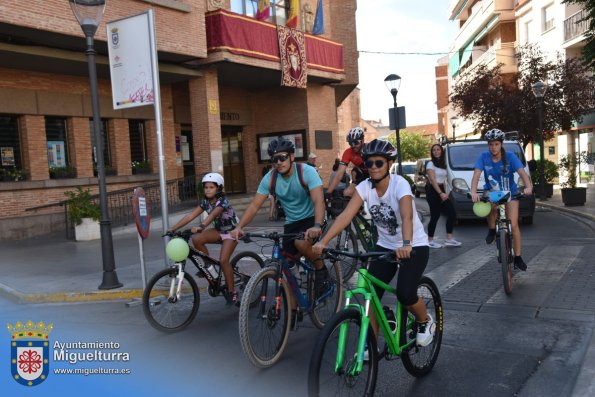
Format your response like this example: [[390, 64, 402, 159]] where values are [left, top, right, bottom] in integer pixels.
[[564, 9, 589, 42]]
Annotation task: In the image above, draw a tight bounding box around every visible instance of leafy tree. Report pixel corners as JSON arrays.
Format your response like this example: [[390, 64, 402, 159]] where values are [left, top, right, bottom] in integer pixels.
[[387, 130, 432, 161], [450, 44, 595, 148], [563, 0, 595, 68]]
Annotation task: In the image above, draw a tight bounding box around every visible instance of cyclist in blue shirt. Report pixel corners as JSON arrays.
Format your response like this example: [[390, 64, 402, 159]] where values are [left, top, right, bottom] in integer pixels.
[[230, 137, 328, 302], [470, 128, 533, 271]]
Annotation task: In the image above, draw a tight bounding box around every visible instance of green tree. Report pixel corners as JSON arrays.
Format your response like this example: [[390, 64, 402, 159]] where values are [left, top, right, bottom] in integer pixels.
[[563, 1, 595, 68], [387, 130, 432, 161], [450, 44, 595, 148]]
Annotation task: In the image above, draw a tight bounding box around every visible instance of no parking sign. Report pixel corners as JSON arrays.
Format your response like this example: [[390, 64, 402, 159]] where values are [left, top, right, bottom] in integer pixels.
[[133, 187, 150, 239]]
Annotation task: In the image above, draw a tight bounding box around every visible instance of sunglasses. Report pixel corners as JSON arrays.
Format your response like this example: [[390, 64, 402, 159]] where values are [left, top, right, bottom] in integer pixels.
[[364, 159, 386, 169], [271, 154, 290, 163], [349, 139, 362, 146]]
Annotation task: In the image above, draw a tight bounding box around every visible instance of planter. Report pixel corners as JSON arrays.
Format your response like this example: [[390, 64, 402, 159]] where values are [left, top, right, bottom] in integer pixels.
[[132, 168, 151, 175], [534, 183, 554, 198], [561, 187, 587, 207], [74, 217, 100, 241]]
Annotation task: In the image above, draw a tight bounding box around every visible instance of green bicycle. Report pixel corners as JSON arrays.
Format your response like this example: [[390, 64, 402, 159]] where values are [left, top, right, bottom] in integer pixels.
[[308, 249, 443, 396]]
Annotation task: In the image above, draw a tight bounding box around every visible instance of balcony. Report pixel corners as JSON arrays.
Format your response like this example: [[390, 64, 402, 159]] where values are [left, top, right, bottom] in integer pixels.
[[564, 9, 589, 43], [460, 41, 516, 77], [202, 9, 345, 86]]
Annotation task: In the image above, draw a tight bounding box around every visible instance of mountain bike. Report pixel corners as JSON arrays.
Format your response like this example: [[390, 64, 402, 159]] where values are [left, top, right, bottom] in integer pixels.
[[142, 229, 264, 332], [308, 248, 443, 396], [474, 191, 524, 295], [237, 231, 344, 368]]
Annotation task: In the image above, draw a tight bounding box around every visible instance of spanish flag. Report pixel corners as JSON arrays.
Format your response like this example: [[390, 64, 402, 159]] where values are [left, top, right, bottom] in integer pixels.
[[286, 0, 299, 28], [256, 0, 270, 21]]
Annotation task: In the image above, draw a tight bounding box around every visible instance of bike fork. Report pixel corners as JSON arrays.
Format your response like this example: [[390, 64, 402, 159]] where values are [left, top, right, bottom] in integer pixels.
[[171, 263, 185, 300]]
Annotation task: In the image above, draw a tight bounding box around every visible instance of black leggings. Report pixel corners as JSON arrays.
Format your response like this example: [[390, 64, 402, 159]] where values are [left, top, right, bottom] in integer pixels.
[[367, 245, 429, 306], [425, 184, 457, 238]]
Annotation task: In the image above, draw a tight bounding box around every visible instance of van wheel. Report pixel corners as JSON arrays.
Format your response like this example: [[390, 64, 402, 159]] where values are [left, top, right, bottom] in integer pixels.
[[522, 216, 533, 225]]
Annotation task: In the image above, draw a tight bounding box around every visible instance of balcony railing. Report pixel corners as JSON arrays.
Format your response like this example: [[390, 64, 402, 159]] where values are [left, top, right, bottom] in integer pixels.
[[564, 9, 590, 42]]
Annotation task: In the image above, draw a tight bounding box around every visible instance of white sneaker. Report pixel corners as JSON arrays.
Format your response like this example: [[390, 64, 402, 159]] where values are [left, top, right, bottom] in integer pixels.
[[428, 241, 442, 249], [416, 314, 436, 347], [443, 239, 462, 247]]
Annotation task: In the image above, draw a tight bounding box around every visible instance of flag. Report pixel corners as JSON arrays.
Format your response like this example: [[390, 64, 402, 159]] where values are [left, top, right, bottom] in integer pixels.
[[256, 0, 270, 21], [286, 0, 299, 28], [311, 0, 324, 35]]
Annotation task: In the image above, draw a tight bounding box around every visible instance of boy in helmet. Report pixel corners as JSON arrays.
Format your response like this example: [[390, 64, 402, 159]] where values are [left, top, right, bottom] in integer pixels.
[[327, 127, 368, 196], [169, 172, 241, 305]]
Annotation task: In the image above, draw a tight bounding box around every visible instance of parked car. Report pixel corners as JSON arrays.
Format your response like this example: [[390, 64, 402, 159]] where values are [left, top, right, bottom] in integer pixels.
[[390, 161, 416, 193], [444, 138, 535, 224], [413, 158, 431, 197]]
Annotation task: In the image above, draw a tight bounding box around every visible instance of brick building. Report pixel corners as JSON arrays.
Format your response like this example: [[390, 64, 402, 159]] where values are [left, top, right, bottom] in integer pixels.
[[0, 0, 359, 239]]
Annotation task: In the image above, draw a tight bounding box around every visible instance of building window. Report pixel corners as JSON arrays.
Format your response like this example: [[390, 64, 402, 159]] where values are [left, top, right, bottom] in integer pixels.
[[542, 4, 554, 32], [548, 146, 555, 155], [231, 0, 288, 25], [0, 115, 22, 173], [45, 117, 69, 168], [129, 120, 147, 163], [90, 119, 111, 167], [524, 20, 532, 44]]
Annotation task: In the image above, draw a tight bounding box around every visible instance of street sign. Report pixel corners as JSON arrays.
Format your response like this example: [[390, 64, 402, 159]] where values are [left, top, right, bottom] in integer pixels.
[[133, 188, 150, 240], [388, 106, 407, 130]]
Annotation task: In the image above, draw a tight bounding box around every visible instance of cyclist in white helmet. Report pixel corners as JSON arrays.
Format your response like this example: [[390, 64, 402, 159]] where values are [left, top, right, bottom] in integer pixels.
[[169, 172, 241, 305], [327, 127, 368, 196], [470, 129, 533, 271]]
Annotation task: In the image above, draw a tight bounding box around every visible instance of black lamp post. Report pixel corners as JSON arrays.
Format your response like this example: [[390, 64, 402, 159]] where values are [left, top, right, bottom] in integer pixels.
[[450, 115, 459, 142], [384, 73, 402, 175], [70, 0, 122, 289], [531, 80, 548, 201]]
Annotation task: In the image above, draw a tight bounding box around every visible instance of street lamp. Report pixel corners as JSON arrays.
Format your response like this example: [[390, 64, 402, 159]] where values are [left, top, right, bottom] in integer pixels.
[[450, 115, 459, 142], [384, 73, 403, 175], [70, 0, 122, 289], [531, 80, 548, 201]]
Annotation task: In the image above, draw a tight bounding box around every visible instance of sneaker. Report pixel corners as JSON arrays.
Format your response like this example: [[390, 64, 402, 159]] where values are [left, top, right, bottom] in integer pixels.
[[416, 314, 436, 347], [428, 240, 443, 249], [514, 256, 527, 271], [226, 289, 239, 307], [291, 309, 303, 330], [314, 267, 330, 299], [444, 239, 462, 247], [485, 229, 496, 244]]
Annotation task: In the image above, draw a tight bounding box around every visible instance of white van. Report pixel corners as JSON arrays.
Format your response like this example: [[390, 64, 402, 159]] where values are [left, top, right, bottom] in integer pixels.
[[443, 138, 535, 224]]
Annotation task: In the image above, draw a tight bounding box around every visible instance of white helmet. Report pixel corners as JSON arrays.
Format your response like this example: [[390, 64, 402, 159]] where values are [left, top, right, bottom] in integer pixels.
[[485, 128, 505, 142], [202, 172, 224, 188], [346, 127, 364, 144]]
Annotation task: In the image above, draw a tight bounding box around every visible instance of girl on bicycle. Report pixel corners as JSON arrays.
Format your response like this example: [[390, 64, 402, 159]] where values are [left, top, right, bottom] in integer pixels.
[[169, 172, 240, 305], [470, 128, 533, 271], [313, 139, 434, 347]]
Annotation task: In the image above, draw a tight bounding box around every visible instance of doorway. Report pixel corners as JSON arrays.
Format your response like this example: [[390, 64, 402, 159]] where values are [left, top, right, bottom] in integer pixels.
[[222, 125, 246, 193], [181, 125, 195, 177]]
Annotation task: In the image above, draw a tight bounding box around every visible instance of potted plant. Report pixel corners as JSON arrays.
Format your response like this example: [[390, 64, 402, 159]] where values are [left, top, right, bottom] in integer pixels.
[[558, 151, 588, 206], [50, 165, 77, 179], [64, 187, 101, 241], [530, 159, 559, 198], [131, 160, 151, 175]]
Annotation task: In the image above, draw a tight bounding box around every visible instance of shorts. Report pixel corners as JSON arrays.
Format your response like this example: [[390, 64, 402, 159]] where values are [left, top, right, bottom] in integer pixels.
[[220, 233, 234, 241], [282, 216, 314, 260]]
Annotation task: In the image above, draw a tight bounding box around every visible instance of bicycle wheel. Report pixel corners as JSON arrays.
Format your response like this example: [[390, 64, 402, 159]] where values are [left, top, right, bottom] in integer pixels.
[[230, 251, 265, 307], [400, 276, 443, 377], [500, 228, 513, 295], [308, 308, 378, 397], [238, 265, 291, 368], [310, 260, 344, 329], [333, 226, 358, 282], [142, 267, 200, 333]]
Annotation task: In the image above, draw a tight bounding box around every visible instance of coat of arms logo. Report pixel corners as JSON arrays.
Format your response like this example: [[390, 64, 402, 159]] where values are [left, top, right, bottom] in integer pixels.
[[8, 320, 53, 386], [111, 27, 119, 47]]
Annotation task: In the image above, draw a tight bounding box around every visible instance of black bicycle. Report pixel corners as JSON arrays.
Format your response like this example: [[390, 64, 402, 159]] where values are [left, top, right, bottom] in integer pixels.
[[142, 229, 265, 332]]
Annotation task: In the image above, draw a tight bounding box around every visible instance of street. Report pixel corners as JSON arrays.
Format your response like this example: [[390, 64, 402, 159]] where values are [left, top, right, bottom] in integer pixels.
[[1, 203, 594, 396]]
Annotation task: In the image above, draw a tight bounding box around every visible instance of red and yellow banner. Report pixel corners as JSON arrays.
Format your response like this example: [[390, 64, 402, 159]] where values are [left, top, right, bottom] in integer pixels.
[[286, 0, 299, 28], [256, 0, 270, 21], [278, 25, 307, 88]]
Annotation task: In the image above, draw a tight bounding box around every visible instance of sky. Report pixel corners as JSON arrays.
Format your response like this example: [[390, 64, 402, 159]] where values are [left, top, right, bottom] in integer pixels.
[[356, 1, 459, 127]]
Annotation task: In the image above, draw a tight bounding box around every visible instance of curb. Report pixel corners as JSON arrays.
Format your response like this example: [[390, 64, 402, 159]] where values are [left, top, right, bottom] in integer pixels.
[[0, 282, 144, 304], [537, 202, 595, 231]]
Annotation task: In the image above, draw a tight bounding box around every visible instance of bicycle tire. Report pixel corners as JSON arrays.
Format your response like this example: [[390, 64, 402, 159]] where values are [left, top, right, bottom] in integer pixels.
[[238, 265, 291, 368], [500, 228, 513, 295], [142, 267, 200, 333], [230, 251, 265, 308], [310, 259, 344, 329], [334, 226, 359, 282], [400, 276, 443, 377], [308, 308, 378, 397]]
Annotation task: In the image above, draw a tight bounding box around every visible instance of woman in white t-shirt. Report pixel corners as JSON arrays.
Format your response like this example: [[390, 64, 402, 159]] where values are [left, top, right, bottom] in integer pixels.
[[313, 139, 434, 347], [425, 144, 460, 248]]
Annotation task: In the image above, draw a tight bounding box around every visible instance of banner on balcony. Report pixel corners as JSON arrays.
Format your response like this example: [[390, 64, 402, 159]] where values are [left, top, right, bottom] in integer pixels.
[[256, 0, 270, 21], [277, 25, 307, 89]]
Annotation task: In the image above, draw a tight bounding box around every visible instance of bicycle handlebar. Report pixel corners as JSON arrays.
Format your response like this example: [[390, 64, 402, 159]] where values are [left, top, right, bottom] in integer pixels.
[[467, 192, 524, 204], [240, 231, 304, 243], [322, 248, 398, 263]]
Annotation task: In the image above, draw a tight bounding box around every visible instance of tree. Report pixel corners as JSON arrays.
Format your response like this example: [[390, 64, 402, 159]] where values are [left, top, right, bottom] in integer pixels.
[[563, 0, 595, 68], [450, 44, 595, 148], [387, 130, 432, 161]]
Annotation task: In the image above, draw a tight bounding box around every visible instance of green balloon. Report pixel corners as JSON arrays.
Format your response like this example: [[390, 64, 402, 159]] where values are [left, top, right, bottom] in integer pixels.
[[166, 238, 190, 262], [473, 201, 492, 218]]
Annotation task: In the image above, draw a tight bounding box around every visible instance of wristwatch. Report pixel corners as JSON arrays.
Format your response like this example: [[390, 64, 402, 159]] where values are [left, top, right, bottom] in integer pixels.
[[402, 239, 412, 246], [314, 222, 323, 229]]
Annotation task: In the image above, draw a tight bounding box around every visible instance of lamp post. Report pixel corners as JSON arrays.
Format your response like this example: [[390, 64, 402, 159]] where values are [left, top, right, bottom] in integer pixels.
[[450, 115, 459, 142], [384, 73, 402, 175], [531, 80, 548, 201], [70, 0, 122, 289]]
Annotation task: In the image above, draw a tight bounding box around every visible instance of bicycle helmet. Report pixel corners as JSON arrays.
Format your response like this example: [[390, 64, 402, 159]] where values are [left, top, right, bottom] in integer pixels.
[[362, 139, 398, 160], [202, 172, 224, 189], [346, 127, 365, 144], [485, 128, 505, 142], [267, 137, 295, 156]]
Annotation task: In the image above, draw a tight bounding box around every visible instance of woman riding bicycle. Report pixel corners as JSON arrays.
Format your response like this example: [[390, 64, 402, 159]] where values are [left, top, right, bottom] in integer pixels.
[[313, 139, 434, 347], [469, 128, 533, 271]]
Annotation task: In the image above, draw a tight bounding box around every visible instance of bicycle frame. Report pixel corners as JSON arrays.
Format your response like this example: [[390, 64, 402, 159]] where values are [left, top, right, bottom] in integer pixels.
[[351, 211, 376, 251]]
